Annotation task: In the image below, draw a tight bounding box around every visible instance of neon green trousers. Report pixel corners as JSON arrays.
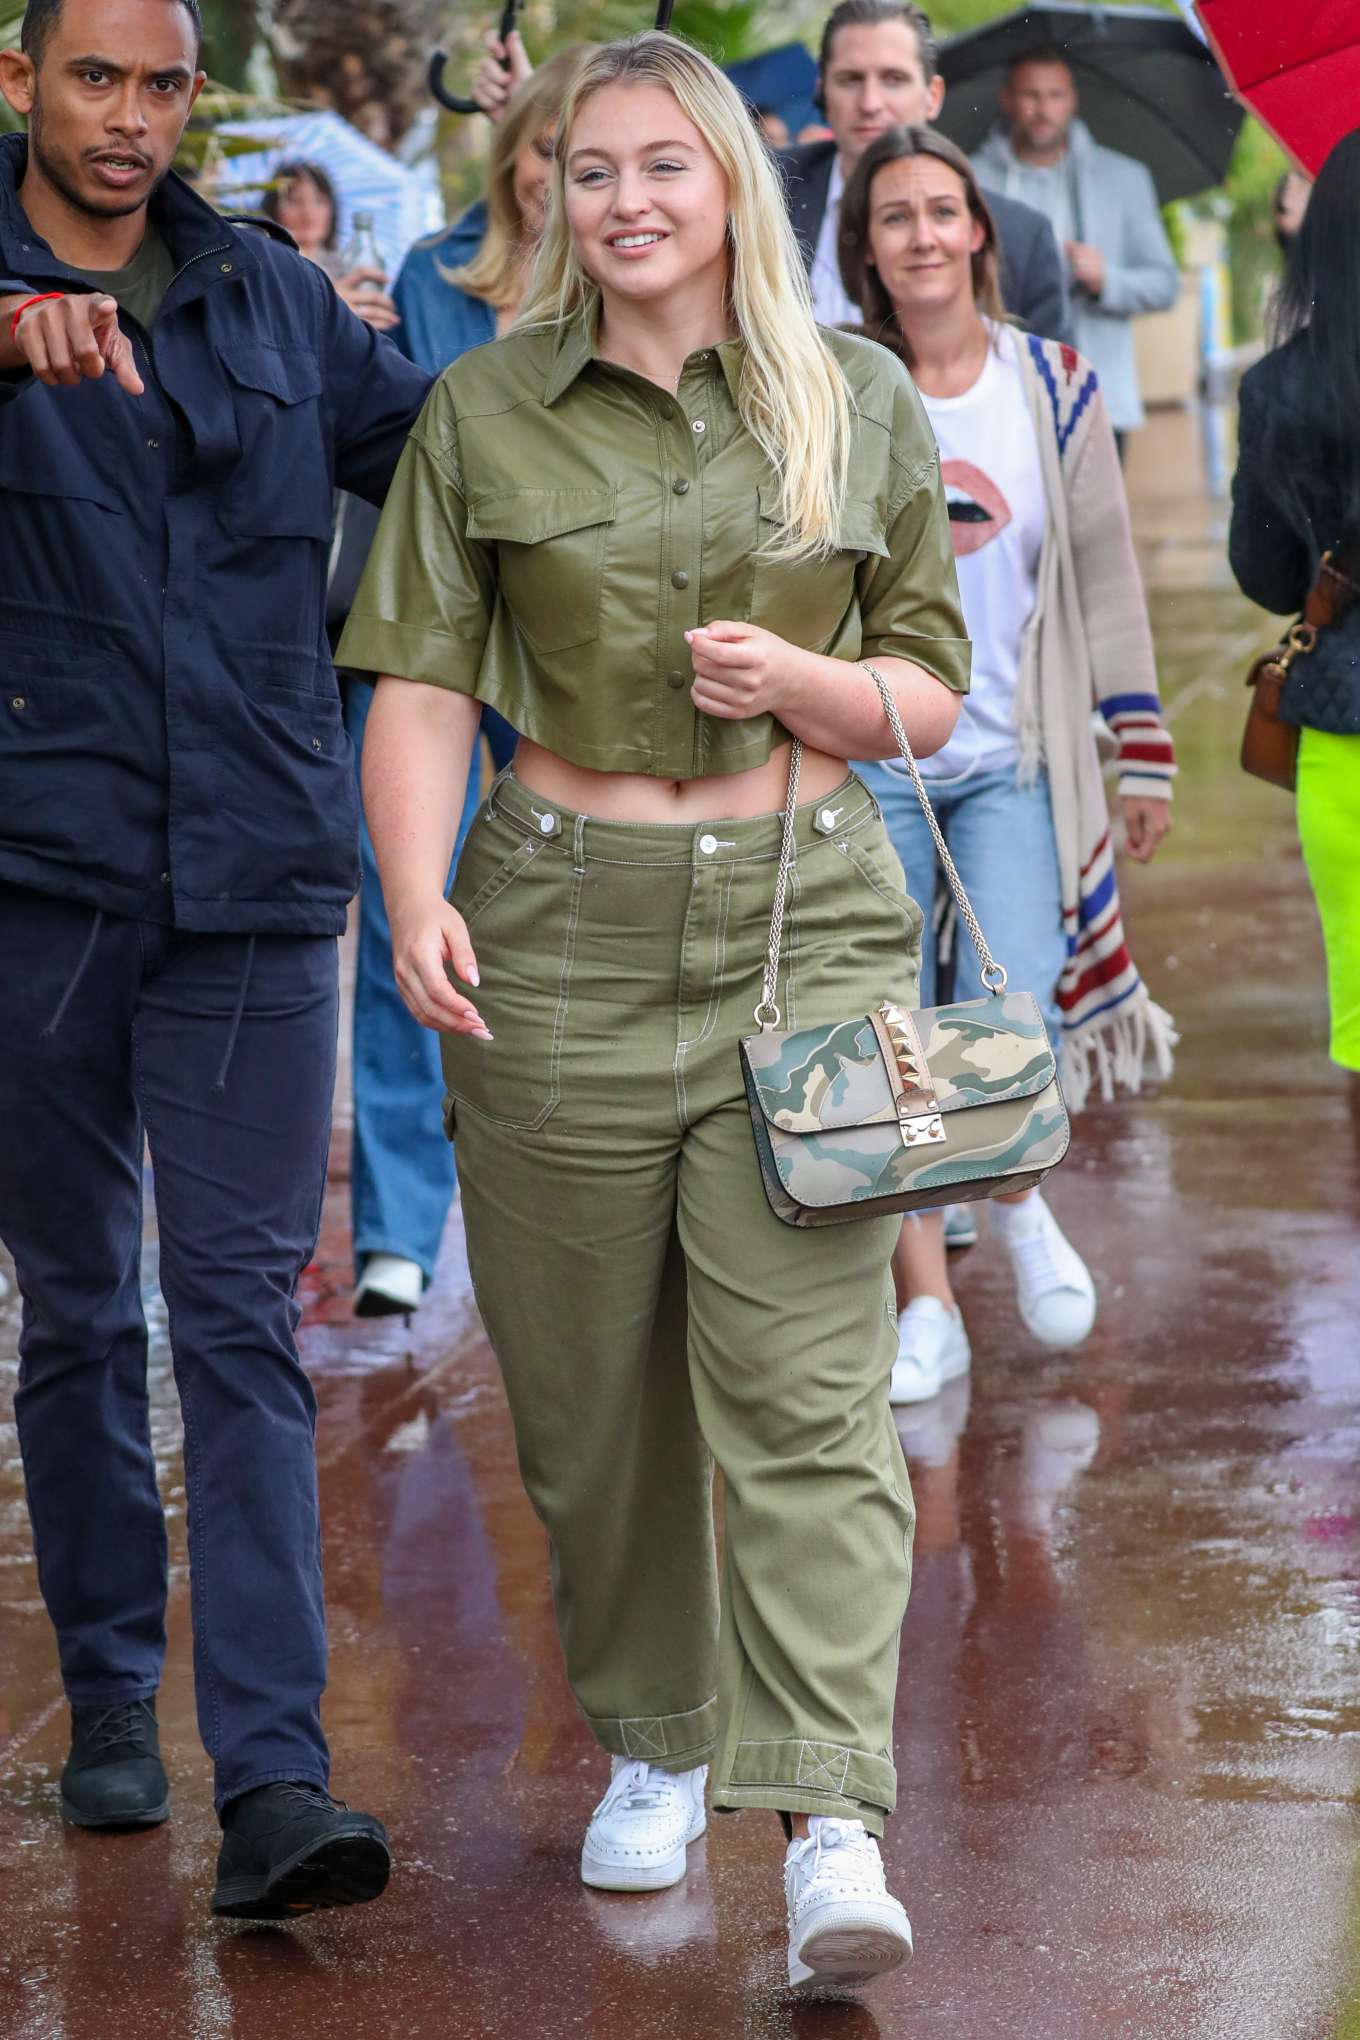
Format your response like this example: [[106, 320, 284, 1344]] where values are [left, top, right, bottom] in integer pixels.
[[1297, 726, 1360, 1072]]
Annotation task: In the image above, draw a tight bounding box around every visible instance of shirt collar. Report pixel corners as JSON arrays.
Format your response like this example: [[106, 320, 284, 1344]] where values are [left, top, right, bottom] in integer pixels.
[[542, 299, 745, 408]]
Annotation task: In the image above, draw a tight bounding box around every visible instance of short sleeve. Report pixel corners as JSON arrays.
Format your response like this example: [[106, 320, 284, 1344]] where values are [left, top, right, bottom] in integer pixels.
[[855, 372, 970, 694], [858, 441, 971, 693], [336, 376, 496, 691]]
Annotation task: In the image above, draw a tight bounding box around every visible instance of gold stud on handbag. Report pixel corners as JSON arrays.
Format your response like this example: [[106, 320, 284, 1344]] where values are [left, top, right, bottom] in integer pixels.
[[740, 664, 1071, 1228]]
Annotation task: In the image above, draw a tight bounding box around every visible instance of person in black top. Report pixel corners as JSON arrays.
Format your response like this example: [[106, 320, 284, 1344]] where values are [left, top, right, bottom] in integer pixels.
[[1230, 130, 1360, 1122]]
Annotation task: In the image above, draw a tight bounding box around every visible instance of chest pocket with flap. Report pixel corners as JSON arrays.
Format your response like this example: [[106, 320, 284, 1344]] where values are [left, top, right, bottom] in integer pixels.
[[750, 486, 891, 654], [221, 343, 334, 539], [467, 485, 617, 655]]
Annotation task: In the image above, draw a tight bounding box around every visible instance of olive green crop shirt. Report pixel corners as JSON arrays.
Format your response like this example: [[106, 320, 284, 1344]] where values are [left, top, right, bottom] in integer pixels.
[[338, 312, 970, 779]]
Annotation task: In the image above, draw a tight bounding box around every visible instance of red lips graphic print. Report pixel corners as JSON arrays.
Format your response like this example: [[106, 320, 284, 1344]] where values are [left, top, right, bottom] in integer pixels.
[[941, 459, 1012, 559]]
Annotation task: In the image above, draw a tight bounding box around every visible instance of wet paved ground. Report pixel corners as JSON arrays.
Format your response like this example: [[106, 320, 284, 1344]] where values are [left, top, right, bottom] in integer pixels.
[[3, 406, 1360, 2038]]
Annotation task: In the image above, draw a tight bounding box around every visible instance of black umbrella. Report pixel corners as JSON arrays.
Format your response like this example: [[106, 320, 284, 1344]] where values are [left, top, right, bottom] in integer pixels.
[[430, 0, 676, 115], [935, 2, 1243, 204]]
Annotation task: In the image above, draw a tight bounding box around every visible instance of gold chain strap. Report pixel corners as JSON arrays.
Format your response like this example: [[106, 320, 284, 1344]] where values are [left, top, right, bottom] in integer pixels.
[[755, 662, 1007, 1031]]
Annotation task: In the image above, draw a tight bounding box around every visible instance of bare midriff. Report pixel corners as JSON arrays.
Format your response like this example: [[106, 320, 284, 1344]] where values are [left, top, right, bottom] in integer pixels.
[[513, 736, 853, 823]]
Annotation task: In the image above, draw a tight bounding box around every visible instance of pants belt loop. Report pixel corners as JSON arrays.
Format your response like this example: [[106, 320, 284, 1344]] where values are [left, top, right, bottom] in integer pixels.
[[572, 813, 587, 877]]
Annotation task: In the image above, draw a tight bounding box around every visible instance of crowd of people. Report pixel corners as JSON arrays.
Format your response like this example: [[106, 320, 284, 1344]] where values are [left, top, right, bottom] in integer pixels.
[[0, 0, 1349, 2008]]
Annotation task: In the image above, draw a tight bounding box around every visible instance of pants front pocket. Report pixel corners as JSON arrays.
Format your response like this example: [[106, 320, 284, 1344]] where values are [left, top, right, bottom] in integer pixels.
[[442, 815, 580, 1132]]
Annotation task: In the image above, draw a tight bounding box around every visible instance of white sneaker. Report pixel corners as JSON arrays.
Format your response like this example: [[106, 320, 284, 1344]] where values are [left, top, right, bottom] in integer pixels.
[[353, 1252, 424, 1319], [889, 1297, 971, 1405], [993, 1195, 1097, 1349], [580, 1757, 707, 1891], [784, 1819, 913, 1994], [942, 1203, 979, 1250]]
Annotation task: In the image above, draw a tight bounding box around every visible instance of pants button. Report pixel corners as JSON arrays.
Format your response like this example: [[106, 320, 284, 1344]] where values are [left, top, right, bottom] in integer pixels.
[[698, 833, 718, 855], [537, 811, 559, 836]]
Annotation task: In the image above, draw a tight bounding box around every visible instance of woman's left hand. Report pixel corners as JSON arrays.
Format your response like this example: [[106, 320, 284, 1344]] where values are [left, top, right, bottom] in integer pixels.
[[687, 620, 800, 720], [1120, 796, 1172, 864]]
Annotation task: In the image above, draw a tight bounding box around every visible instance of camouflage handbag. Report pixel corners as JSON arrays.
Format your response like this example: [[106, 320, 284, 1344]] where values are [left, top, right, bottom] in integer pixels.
[[740, 665, 1071, 1229]]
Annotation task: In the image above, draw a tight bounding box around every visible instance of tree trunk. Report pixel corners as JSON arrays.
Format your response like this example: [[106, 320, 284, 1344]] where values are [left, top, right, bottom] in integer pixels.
[[267, 0, 447, 154]]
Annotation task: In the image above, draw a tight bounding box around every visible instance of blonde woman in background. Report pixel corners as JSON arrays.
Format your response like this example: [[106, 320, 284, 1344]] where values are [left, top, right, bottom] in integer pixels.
[[342, 54, 589, 1323], [340, 31, 971, 1996]]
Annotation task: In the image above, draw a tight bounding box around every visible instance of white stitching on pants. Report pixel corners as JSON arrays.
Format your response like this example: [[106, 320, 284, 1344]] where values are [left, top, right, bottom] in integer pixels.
[[688, 861, 734, 1054]]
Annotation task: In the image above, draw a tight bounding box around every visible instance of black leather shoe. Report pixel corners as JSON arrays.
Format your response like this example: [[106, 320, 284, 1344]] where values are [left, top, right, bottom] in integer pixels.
[[61, 1698, 170, 1829], [211, 1782, 391, 1920]]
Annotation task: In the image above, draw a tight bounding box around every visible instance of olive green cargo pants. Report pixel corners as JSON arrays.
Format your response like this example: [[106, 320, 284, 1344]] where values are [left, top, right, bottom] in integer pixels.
[[441, 769, 922, 1833]]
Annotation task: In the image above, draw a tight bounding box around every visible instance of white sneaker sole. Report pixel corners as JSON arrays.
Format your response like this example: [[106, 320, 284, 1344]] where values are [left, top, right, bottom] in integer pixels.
[[788, 1900, 914, 1992], [580, 1809, 706, 1891]]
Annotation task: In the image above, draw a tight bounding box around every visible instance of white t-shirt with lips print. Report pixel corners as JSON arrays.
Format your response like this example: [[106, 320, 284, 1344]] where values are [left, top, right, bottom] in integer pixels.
[[914, 325, 1047, 782]]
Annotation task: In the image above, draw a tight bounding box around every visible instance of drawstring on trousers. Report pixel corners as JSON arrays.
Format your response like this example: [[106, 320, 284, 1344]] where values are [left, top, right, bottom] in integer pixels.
[[42, 909, 105, 1038], [214, 935, 256, 1092]]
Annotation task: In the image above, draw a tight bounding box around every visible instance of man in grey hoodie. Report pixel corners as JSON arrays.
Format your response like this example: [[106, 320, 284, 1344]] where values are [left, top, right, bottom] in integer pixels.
[[973, 46, 1178, 443]]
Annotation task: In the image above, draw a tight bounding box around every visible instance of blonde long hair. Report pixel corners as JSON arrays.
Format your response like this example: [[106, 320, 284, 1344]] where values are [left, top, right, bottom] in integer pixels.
[[515, 32, 853, 560], [444, 45, 594, 309]]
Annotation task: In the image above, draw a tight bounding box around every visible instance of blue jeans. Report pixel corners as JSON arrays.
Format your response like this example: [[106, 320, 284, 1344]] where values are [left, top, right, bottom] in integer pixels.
[[856, 758, 1066, 1048], [0, 887, 339, 1808], [343, 683, 517, 1283]]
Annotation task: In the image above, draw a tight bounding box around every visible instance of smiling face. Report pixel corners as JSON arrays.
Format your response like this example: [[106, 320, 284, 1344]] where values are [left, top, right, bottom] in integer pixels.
[[1, 0, 205, 221], [563, 81, 731, 313], [865, 154, 984, 321], [819, 21, 943, 171]]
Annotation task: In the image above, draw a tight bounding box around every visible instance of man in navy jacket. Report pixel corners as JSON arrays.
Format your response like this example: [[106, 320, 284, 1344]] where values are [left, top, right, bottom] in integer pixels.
[[780, 0, 1072, 345], [0, 0, 430, 1917]]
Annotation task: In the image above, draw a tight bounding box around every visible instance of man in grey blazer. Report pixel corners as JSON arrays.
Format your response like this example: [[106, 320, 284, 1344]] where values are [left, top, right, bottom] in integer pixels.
[[781, 0, 1072, 345]]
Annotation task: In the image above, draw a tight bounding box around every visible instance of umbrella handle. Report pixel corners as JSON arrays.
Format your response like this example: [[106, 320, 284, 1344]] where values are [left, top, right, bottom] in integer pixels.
[[655, 0, 676, 27], [429, 0, 521, 116]]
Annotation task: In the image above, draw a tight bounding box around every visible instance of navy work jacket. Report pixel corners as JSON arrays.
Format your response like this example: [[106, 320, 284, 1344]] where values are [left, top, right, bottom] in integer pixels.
[[0, 135, 432, 934]]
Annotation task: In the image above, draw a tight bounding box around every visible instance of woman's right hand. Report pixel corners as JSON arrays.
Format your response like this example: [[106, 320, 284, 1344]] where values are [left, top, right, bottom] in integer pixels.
[[472, 29, 533, 121], [389, 898, 491, 1038]]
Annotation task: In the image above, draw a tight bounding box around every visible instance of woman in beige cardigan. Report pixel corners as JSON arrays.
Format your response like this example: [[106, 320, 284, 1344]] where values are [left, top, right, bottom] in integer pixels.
[[842, 126, 1177, 1402]]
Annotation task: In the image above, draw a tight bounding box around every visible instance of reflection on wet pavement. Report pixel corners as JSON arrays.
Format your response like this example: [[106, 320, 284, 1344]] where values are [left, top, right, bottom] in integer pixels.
[[3, 406, 1360, 2038]]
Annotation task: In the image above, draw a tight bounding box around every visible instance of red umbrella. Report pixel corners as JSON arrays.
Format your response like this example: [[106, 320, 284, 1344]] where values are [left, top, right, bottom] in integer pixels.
[[1195, 0, 1360, 174]]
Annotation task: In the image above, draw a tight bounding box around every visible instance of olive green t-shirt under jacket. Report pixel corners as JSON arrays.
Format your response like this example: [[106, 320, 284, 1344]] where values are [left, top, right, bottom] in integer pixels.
[[339, 314, 971, 781], [67, 220, 176, 333]]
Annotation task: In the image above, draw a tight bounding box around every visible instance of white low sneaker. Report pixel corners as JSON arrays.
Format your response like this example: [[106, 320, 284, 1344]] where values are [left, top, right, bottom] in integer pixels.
[[784, 1818, 913, 1994], [942, 1203, 980, 1250], [353, 1252, 424, 1320], [580, 1757, 707, 1891], [889, 1297, 971, 1405], [993, 1194, 1097, 1348]]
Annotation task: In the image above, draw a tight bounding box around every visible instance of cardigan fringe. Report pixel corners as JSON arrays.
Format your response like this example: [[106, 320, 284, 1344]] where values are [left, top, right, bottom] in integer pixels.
[[1013, 330, 1177, 1109]]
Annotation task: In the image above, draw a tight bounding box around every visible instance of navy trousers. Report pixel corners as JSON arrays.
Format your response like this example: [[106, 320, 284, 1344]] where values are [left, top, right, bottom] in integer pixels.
[[0, 886, 338, 1809]]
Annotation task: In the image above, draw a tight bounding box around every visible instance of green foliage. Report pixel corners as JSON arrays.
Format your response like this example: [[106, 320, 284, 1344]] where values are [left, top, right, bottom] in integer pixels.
[[0, 8, 20, 131], [1219, 117, 1289, 344], [198, 0, 262, 92]]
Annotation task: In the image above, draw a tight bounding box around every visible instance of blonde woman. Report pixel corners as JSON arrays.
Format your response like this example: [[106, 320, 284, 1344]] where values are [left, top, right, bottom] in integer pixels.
[[391, 47, 591, 369], [340, 32, 969, 1994]]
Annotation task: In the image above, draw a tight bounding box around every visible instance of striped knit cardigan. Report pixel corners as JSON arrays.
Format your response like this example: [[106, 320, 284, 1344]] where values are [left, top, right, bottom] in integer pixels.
[[1013, 331, 1177, 1110]]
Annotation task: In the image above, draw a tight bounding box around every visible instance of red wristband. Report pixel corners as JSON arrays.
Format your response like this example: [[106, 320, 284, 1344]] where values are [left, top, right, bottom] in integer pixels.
[[9, 292, 65, 342]]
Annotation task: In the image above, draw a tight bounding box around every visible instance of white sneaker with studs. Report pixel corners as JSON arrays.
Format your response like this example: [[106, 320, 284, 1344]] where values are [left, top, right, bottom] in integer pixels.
[[580, 1757, 708, 1891], [784, 1817, 913, 1993]]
